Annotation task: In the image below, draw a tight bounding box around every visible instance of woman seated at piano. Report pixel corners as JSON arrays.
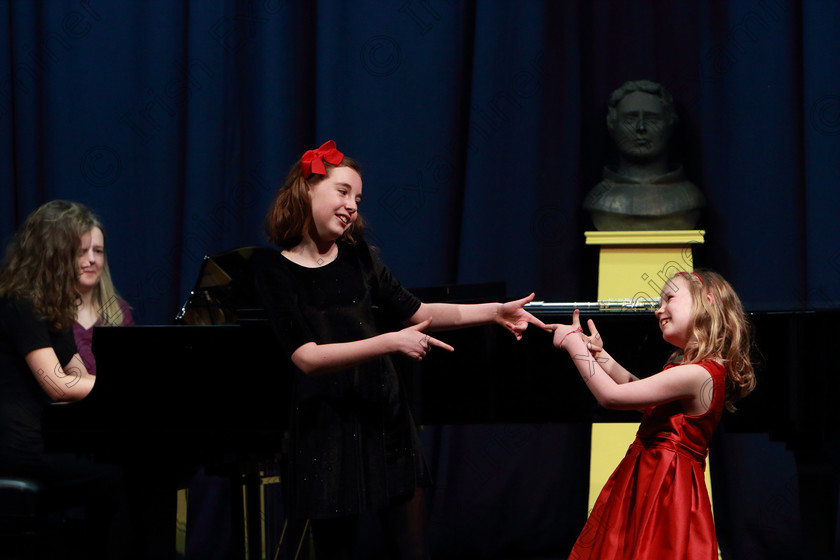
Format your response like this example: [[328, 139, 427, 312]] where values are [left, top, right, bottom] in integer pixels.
[[0, 200, 132, 559], [73, 212, 134, 376]]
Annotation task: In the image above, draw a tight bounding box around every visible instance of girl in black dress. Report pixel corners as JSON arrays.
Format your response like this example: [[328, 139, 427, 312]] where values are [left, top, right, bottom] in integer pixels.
[[255, 140, 547, 559]]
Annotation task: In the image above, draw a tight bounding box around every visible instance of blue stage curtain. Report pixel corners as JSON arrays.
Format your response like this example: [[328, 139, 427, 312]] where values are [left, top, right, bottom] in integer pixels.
[[4, 0, 838, 322], [2, 1, 838, 558]]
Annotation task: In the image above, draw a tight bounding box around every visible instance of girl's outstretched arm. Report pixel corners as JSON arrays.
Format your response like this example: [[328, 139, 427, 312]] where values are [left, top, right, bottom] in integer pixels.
[[551, 311, 710, 411], [291, 317, 454, 376], [409, 293, 549, 340]]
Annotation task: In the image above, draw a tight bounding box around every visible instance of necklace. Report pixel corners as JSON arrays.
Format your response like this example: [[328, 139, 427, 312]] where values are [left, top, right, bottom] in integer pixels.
[[283, 244, 337, 268]]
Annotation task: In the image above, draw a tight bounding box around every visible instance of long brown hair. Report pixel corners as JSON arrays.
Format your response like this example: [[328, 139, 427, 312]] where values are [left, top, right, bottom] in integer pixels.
[[265, 155, 364, 248], [0, 201, 96, 330], [665, 269, 756, 411]]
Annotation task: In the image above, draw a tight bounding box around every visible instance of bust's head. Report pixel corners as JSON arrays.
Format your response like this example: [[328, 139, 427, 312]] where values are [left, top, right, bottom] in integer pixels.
[[607, 80, 677, 164]]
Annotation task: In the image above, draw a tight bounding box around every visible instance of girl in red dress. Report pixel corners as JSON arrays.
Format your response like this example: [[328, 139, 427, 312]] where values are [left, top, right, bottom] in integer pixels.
[[551, 270, 755, 560]]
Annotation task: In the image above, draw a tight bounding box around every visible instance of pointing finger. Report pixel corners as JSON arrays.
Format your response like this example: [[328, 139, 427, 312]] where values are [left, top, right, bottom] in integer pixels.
[[427, 335, 454, 352]]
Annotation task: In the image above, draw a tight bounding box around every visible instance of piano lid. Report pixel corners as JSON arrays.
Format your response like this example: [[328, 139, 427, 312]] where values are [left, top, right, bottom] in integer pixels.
[[176, 245, 278, 325]]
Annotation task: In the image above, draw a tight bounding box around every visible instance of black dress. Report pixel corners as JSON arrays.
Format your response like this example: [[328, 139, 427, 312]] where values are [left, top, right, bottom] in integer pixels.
[[253, 241, 431, 519], [0, 296, 123, 527], [0, 296, 78, 471]]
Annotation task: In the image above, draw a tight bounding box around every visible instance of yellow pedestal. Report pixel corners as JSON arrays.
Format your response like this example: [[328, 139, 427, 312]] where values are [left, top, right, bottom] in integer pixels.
[[583, 230, 715, 540], [585, 230, 705, 302]]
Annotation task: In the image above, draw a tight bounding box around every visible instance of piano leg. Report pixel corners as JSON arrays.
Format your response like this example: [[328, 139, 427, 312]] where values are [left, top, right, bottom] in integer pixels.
[[226, 460, 269, 560], [228, 468, 251, 560], [244, 464, 263, 560]]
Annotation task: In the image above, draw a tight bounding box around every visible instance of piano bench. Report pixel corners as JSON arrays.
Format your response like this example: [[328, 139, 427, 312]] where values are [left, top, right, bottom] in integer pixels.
[[0, 477, 45, 554], [0, 477, 41, 517]]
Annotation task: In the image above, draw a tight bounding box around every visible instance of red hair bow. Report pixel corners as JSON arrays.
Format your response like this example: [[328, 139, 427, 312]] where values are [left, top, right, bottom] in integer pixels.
[[300, 140, 344, 178]]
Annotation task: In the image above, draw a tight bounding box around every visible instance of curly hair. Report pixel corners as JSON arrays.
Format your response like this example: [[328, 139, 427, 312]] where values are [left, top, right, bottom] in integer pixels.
[[265, 155, 364, 249], [0, 201, 97, 330], [664, 269, 756, 411]]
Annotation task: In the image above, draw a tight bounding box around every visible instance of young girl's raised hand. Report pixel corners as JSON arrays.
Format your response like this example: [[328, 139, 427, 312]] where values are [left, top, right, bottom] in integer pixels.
[[585, 317, 605, 355], [550, 309, 602, 353]]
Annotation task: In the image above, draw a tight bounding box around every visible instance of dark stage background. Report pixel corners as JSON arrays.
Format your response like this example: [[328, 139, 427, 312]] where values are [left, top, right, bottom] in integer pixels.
[[2, 1, 839, 558]]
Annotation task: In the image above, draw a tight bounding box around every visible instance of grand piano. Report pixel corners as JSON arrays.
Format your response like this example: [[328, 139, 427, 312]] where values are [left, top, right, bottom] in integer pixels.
[[44, 248, 292, 560], [43, 247, 840, 559]]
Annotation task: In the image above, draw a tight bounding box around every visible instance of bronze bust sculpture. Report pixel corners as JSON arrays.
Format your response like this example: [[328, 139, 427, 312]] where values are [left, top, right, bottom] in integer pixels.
[[584, 80, 704, 231]]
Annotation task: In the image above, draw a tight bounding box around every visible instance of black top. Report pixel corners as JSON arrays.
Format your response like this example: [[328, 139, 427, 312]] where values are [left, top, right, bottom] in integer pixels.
[[253, 241, 429, 519], [0, 296, 77, 467]]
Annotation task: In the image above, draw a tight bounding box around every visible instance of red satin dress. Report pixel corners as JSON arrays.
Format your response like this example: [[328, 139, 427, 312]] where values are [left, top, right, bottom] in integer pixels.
[[568, 360, 725, 560]]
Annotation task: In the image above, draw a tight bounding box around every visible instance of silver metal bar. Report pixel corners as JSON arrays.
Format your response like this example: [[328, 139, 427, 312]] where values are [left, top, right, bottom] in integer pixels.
[[525, 298, 658, 313]]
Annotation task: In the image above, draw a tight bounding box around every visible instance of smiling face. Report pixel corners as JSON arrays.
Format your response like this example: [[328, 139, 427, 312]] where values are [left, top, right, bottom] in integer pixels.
[[655, 275, 695, 349], [306, 166, 363, 244], [77, 227, 105, 294]]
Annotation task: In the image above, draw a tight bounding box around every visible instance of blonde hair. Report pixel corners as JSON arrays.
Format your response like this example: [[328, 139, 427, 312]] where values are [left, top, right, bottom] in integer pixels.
[[89, 234, 128, 327], [665, 269, 756, 411], [265, 156, 364, 248]]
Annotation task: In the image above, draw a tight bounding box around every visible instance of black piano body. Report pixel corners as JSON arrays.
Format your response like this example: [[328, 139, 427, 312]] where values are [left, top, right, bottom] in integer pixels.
[[45, 323, 288, 459], [43, 323, 289, 559]]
